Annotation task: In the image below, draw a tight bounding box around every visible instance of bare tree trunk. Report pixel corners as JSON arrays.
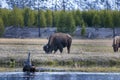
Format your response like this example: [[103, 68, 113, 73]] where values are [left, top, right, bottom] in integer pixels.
[[113, 28, 116, 38]]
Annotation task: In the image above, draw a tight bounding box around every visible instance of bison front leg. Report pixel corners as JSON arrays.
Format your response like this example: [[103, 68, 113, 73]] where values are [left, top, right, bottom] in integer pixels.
[[54, 48, 58, 53], [113, 46, 118, 52], [58, 44, 63, 53], [67, 46, 70, 54], [59, 47, 63, 53], [57, 41, 63, 53]]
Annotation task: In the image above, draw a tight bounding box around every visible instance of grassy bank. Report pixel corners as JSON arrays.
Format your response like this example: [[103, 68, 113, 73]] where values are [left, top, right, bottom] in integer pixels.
[[0, 38, 120, 72]]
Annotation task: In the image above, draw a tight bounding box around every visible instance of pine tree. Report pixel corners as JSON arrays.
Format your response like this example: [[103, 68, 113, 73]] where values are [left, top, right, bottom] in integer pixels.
[[65, 12, 76, 33], [54, 11, 60, 27], [9, 6, 24, 27], [57, 11, 76, 33], [99, 10, 105, 27], [18, 9, 24, 27], [82, 10, 94, 27], [23, 8, 29, 26], [81, 23, 86, 36], [104, 11, 113, 28], [92, 13, 100, 29], [75, 9, 83, 26], [23, 8, 35, 27], [28, 10, 35, 27], [39, 10, 46, 27], [0, 9, 10, 27], [57, 11, 67, 32], [46, 10, 52, 27], [112, 11, 120, 28], [0, 17, 4, 37]]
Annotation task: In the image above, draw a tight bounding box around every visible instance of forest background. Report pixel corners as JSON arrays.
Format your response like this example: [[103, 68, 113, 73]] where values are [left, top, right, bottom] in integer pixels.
[[0, 7, 120, 37]]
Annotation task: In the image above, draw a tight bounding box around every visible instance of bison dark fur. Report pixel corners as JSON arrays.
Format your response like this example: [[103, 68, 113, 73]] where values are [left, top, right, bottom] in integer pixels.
[[112, 36, 120, 52], [43, 33, 72, 54]]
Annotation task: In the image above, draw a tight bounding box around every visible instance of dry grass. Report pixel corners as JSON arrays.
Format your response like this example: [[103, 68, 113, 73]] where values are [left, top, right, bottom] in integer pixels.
[[0, 38, 120, 72]]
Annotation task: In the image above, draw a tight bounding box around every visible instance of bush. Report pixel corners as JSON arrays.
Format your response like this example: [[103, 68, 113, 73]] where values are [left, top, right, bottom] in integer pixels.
[[81, 24, 86, 36]]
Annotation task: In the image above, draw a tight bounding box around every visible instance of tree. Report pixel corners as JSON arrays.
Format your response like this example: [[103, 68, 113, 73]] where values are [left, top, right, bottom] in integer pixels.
[[112, 11, 120, 28], [92, 13, 100, 29], [111, 11, 120, 37], [23, 8, 35, 27], [74, 9, 83, 26], [18, 9, 24, 27], [82, 10, 94, 27], [99, 10, 113, 28], [0, 9, 10, 27], [0, 17, 4, 37], [104, 11, 113, 28], [23, 8, 29, 26], [9, 6, 24, 27], [45, 10, 52, 27], [53, 11, 60, 27], [99, 10, 105, 27], [65, 12, 76, 33], [57, 11, 76, 33], [81, 23, 86, 36], [38, 10, 46, 27], [57, 11, 66, 32], [28, 10, 35, 27]]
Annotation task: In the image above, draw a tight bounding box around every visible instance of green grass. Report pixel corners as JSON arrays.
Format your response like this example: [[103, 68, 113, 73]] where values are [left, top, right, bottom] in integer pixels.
[[0, 38, 120, 72]]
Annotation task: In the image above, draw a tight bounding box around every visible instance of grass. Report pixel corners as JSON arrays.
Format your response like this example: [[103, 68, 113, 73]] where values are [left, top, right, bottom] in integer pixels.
[[0, 38, 120, 72]]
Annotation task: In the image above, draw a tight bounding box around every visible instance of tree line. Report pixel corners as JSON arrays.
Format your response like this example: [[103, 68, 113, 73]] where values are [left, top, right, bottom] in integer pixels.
[[0, 7, 120, 36]]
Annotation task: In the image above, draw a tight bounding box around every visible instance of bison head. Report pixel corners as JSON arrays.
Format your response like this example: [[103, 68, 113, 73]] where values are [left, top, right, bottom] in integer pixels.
[[112, 44, 118, 52], [43, 44, 52, 53]]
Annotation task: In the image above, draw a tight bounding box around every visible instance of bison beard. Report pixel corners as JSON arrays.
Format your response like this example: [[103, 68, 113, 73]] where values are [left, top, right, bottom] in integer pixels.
[[43, 33, 72, 54], [112, 36, 120, 52]]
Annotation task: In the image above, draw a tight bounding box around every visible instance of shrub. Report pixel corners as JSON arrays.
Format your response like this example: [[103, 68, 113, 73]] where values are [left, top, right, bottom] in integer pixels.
[[81, 24, 86, 36]]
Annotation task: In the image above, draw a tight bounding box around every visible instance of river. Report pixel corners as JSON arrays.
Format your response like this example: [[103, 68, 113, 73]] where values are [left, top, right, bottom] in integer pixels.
[[0, 72, 120, 80]]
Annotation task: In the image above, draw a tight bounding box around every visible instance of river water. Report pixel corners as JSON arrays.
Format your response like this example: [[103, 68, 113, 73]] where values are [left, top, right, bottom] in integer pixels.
[[0, 72, 120, 80]]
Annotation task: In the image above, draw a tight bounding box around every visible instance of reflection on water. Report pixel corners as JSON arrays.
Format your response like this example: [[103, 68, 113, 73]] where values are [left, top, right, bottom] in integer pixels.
[[0, 72, 120, 80]]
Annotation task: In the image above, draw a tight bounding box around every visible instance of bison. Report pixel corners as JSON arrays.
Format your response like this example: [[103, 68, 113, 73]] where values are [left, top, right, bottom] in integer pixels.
[[112, 36, 120, 52], [43, 33, 72, 54]]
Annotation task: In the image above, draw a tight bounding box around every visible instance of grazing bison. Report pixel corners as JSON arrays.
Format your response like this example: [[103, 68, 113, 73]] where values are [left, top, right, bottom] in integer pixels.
[[112, 36, 120, 52], [23, 53, 36, 72], [43, 33, 72, 54]]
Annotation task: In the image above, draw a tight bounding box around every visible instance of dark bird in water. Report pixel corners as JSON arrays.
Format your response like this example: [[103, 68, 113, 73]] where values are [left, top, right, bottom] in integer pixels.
[[23, 52, 36, 72]]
